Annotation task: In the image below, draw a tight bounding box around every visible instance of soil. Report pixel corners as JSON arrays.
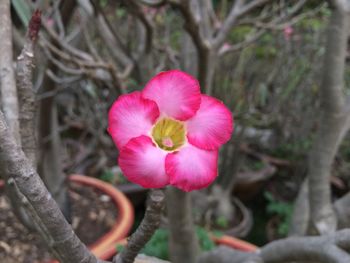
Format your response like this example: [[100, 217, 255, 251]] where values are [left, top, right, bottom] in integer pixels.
[[0, 181, 118, 263]]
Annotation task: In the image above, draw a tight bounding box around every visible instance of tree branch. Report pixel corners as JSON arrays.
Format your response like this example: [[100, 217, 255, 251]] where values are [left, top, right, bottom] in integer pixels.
[[0, 109, 102, 263], [261, 229, 350, 263], [167, 187, 200, 263], [307, 2, 350, 234], [17, 10, 41, 166], [199, 229, 350, 263], [213, 0, 273, 48], [114, 189, 165, 263], [0, 0, 21, 144]]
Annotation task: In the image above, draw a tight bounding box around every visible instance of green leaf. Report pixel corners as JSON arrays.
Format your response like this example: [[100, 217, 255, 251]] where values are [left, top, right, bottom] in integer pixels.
[[196, 226, 215, 252], [215, 216, 229, 228], [116, 244, 124, 252], [100, 170, 115, 183], [11, 0, 31, 26]]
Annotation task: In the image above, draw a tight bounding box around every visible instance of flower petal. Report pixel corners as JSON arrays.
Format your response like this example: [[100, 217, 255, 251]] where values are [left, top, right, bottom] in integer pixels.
[[165, 144, 218, 191], [108, 91, 160, 149], [119, 135, 169, 188], [142, 70, 201, 121], [186, 95, 233, 150]]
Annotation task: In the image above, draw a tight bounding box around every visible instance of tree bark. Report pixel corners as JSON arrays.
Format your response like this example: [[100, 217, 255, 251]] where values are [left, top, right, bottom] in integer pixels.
[[166, 187, 200, 263], [0, 0, 21, 143], [307, 4, 350, 234], [0, 0, 38, 231], [0, 110, 100, 263]]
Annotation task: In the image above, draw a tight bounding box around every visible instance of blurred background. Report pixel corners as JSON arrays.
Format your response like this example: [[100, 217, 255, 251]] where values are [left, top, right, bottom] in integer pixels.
[[1, 0, 350, 262]]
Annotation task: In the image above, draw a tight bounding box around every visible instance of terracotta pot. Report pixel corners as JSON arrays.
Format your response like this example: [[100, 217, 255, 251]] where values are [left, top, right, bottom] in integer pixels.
[[0, 174, 134, 261], [211, 235, 258, 252], [101, 234, 258, 260]]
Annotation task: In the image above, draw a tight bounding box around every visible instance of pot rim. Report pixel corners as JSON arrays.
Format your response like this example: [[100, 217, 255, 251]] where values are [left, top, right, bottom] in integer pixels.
[[100, 234, 258, 260]]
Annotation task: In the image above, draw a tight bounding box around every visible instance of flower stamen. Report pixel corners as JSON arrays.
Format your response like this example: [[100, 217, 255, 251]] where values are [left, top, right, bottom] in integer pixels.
[[162, 137, 174, 148], [151, 118, 185, 151]]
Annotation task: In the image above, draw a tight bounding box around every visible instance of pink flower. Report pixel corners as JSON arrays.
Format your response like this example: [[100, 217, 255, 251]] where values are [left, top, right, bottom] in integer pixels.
[[108, 70, 233, 192], [283, 25, 294, 41]]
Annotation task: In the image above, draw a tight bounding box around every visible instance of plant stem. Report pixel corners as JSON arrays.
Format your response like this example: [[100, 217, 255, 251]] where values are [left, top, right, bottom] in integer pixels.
[[166, 187, 200, 263], [114, 189, 165, 263]]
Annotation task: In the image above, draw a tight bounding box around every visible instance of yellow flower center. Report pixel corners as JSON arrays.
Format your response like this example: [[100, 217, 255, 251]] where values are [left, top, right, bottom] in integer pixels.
[[151, 118, 186, 151]]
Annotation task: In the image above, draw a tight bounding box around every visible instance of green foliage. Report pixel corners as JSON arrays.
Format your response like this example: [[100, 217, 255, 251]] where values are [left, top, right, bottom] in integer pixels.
[[298, 18, 324, 31], [281, 59, 309, 99], [11, 0, 31, 26], [115, 9, 126, 19], [251, 160, 265, 171], [257, 83, 268, 107], [255, 46, 277, 59], [272, 138, 313, 160], [117, 172, 129, 184], [229, 26, 254, 43], [196, 227, 216, 252], [100, 169, 129, 184], [215, 216, 229, 228], [116, 244, 125, 252], [99, 0, 108, 8], [254, 33, 277, 59], [141, 227, 215, 260], [211, 230, 224, 238], [99, 170, 115, 183], [142, 229, 169, 260], [264, 192, 293, 236]]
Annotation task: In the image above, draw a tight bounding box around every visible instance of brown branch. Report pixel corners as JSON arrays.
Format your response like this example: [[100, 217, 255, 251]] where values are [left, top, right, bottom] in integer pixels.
[[17, 10, 41, 166], [114, 189, 165, 263]]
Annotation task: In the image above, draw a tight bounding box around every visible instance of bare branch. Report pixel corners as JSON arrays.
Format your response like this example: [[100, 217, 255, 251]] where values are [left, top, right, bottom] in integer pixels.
[[218, 29, 265, 56], [0, 110, 103, 263], [307, 3, 350, 234], [167, 187, 200, 263], [0, 0, 21, 143], [17, 10, 41, 166], [261, 230, 350, 263], [334, 191, 350, 228], [114, 190, 165, 263], [170, 0, 207, 51], [123, 0, 154, 55], [200, 229, 350, 263], [238, 0, 274, 17], [213, 0, 273, 48]]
